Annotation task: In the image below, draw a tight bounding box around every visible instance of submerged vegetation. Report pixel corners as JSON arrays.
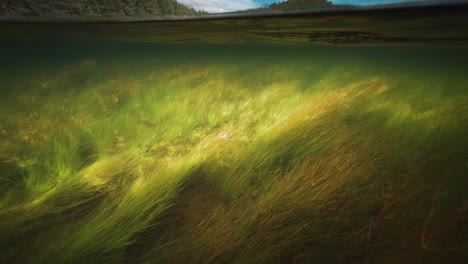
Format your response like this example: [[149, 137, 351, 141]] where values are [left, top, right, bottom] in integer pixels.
[[0, 45, 467, 263]]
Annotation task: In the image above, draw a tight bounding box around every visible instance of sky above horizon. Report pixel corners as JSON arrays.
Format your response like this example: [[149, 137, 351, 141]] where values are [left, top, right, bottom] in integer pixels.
[[177, 0, 427, 13]]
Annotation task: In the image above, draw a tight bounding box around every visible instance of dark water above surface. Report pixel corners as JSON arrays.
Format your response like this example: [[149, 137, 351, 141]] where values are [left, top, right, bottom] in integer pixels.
[[1, 1, 468, 81], [2, 1, 468, 45], [2, 1, 468, 76]]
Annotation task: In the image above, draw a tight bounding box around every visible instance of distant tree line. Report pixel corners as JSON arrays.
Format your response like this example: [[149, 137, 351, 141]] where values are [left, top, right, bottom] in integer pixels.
[[0, 0, 204, 17], [259, 0, 333, 11], [0, 0, 335, 17]]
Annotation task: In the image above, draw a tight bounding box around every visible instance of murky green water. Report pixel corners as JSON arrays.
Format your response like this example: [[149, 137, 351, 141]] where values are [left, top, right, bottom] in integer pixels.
[[1, 3, 467, 264]]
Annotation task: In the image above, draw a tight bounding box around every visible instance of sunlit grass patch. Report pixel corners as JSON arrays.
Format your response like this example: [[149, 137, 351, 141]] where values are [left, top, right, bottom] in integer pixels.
[[0, 51, 467, 263]]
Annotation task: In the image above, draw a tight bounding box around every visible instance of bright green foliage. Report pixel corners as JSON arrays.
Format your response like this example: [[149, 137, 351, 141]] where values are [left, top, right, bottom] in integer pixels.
[[0, 45, 467, 263]]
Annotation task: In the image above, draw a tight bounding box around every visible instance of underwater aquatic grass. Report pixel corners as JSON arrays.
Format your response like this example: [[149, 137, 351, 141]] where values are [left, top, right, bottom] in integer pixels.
[[0, 48, 467, 263]]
